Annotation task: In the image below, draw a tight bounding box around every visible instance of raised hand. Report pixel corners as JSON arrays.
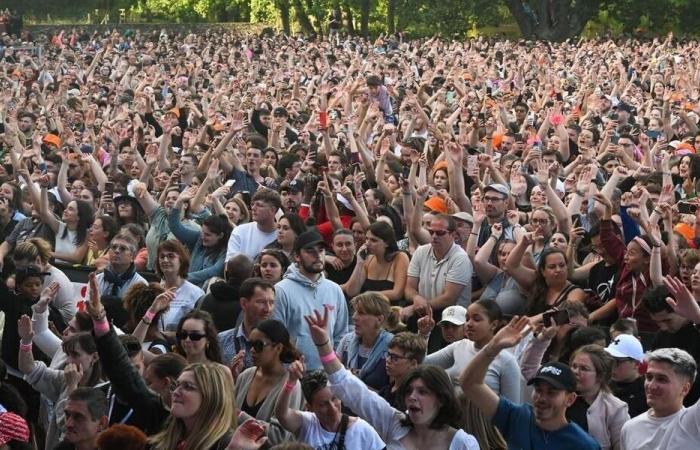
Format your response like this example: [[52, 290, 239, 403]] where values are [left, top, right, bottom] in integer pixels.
[[416, 307, 435, 336], [225, 419, 268, 450], [150, 287, 177, 314], [17, 315, 33, 343], [287, 357, 305, 383], [229, 350, 245, 381], [303, 306, 331, 346], [664, 275, 700, 324], [491, 222, 504, 240], [86, 273, 105, 320], [489, 316, 531, 351], [506, 210, 519, 227], [63, 363, 84, 390], [35, 282, 60, 314]]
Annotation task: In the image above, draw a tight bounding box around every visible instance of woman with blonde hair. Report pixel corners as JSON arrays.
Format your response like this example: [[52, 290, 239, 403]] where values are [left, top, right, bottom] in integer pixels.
[[149, 363, 237, 450], [456, 393, 507, 450], [336, 292, 394, 391]]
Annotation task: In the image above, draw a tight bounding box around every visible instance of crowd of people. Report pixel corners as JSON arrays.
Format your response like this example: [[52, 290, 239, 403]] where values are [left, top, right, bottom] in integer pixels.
[[0, 24, 699, 450]]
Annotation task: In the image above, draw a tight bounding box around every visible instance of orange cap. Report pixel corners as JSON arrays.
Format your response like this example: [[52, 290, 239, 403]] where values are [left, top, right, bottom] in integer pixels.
[[167, 108, 180, 118], [424, 196, 448, 213], [43, 134, 61, 148], [675, 223, 694, 243]]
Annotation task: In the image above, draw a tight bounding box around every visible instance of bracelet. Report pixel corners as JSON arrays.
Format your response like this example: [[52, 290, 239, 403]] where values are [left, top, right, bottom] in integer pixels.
[[143, 310, 157, 322], [470, 232, 479, 236], [19, 342, 32, 352], [283, 381, 296, 392], [489, 235, 499, 242], [575, 190, 585, 197], [141, 318, 152, 325], [315, 340, 330, 347], [93, 318, 110, 335], [319, 351, 336, 364]]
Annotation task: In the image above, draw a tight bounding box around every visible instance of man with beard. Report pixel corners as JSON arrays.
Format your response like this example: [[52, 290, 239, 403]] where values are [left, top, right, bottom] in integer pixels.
[[272, 230, 348, 370], [476, 183, 514, 247], [280, 179, 304, 215], [461, 316, 600, 450]]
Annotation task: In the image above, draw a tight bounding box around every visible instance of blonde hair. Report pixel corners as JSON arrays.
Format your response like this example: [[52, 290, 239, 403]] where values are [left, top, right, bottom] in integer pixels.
[[456, 393, 507, 450], [149, 363, 236, 450], [351, 292, 392, 327]]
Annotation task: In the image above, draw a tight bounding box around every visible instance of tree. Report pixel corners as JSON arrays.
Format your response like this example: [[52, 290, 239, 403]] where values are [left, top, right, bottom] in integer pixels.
[[504, 0, 604, 41]]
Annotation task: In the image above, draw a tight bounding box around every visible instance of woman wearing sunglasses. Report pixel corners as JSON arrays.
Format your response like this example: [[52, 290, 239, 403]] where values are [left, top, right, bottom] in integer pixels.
[[234, 319, 303, 446], [175, 310, 223, 365]]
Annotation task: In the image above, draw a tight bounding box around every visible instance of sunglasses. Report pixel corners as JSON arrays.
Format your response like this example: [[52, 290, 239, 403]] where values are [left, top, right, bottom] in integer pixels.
[[110, 244, 132, 253], [250, 339, 274, 353], [428, 229, 450, 236], [176, 331, 207, 342]]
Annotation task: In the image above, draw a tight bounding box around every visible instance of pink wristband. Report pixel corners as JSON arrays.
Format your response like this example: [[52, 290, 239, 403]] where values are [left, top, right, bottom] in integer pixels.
[[283, 381, 296, 392], [19, 342, 32, 352], [143, 310, 156, 322], [93, 318, 110, 336], [319, 351, 336, 364]]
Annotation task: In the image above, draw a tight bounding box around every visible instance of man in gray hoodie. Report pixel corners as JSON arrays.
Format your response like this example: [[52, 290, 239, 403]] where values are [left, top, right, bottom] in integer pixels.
[[272, 230, 349, 370]]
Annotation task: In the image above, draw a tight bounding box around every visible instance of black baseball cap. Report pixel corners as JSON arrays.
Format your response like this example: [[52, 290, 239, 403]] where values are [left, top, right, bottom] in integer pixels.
[[281, 179, 305, 194], [294, 230, 325, 253], [527, 361, 576, 392]]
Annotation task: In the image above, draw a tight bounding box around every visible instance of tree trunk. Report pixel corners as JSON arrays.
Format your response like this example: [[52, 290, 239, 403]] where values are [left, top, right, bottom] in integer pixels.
[[504, 0, 602, 41], [387, 0, 395, 34], [277, 0, 291, 35], [360, 0, 371, 37], [343, 0, 355, 35], [292, 0, 316, 34]]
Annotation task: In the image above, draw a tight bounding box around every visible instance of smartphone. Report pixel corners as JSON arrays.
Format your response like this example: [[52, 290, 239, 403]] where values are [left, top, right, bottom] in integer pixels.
[[224, 179, 236, 188], [678, 202, 698, 215], [645, 130, 661, 140], [359, 248, 368, 259], [319, 111, 329, 129], [402, 164, 410, 179], [38, 161, 47, 175], [239, 191, 251, 205], [486, 86, 492, 96], [556, 92, 564, 102], [350, 151, 361, 166], [543, 309, 570, 327], [80, 144, 93, 154], [104, 181, 114, 196], [611, 135, 620, 145]]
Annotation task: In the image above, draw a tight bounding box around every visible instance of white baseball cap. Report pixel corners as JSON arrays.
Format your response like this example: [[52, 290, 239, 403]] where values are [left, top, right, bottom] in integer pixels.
[[438, 306, 467, 326], [605, 334, 644, 362]]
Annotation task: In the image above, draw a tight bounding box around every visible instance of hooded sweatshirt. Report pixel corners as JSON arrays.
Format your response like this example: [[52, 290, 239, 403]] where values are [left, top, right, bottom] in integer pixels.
[[272, 264, 349, 370]]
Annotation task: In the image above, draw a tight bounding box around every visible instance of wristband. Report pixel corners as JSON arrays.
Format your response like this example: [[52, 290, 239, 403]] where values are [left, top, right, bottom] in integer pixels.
[[93, 318, 110, 336], [470, 232, 479, 236], [319, 351, 336, 364], [283, 381, 296, 392], [19, 342, 32, 352], [315, 340, 330, 348], [144, 310, 157, 322]]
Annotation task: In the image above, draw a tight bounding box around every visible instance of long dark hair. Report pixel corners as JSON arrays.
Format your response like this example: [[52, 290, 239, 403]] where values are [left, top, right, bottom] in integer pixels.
[[175, 310, 222, 363], [368, 221, 400, 262], [528, 248, 568, 315], [397, 365, 460, 429], [254, 319, 301, 364], [64, 200, 94, 246], [201, 214, 233, 255]]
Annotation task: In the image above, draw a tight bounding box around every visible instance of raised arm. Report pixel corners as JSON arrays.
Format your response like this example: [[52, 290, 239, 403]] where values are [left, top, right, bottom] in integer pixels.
[[39, 185, 61, 234], [504, 232, 537, 288], [474, 223, 503, 284], [274, 359, 305, 436], [461, 316, 531, 419]]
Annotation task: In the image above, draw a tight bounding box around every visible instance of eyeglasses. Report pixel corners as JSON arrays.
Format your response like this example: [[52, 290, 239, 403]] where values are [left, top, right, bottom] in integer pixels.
[[530, 218, 550, 226], [176, 331, 207, 341], [109, 244, 132, 253], [159, 252, 179, 261], [482, 196, 505, 203], [428, 229, 450, 236], [385, 351, 411, 362], [250, 339, 274, 353], [170, 380, 198, 392]]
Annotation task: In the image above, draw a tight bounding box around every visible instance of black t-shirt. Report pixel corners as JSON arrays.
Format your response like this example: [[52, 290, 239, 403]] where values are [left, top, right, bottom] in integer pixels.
[[325, 257, 356, 285], [611, 376, 648, 418], [651, 323, 700, 407], [587, 260, 619, 305], [566, 396, 590, 432]]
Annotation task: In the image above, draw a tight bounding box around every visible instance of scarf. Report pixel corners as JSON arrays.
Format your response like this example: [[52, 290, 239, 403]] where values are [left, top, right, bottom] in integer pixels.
[[345, 329, 393, 380], [103, 264, 136, 296]]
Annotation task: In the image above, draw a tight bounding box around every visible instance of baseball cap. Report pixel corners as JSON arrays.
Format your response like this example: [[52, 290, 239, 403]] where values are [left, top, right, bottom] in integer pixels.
[[294, 230, 324, 253], [452, 212, 474, 224], [605, 334, 644, 362], [281, 179, 305, 194], [438, 306, 467, 326], [424, 196, 448, 214], [527, 361, 576, 392], [484, 183, 510, 197]]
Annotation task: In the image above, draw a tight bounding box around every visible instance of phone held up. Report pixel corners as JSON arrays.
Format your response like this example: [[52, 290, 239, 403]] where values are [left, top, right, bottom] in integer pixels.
[[543, 309, 570, 327]]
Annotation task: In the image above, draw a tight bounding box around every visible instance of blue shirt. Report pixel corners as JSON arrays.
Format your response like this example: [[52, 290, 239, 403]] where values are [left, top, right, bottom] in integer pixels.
[[493, 397, 600, 450]]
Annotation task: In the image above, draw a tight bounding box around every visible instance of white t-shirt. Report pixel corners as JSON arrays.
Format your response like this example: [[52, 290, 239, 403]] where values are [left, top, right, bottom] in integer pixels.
[[225, 222, 277, 261], [620, 403, 700, 450], [54, 221, 79, 264], [297, 411, 386, 450], [160, 281, 205, 331]]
